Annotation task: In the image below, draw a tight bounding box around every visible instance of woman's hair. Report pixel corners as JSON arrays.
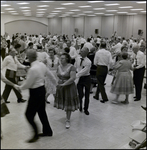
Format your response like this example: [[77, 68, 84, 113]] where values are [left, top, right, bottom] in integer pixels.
[[61, 52, 71, 63], [121, 52, 128, 59], [121, 46, 128, 52], [64, 47, 70, 53], [14, 43, 21, 49]]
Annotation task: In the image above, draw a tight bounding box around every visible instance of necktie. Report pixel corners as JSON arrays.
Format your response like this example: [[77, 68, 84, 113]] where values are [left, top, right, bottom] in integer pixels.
[[135, 55, 138, 66], [80, 58, 84, 66]]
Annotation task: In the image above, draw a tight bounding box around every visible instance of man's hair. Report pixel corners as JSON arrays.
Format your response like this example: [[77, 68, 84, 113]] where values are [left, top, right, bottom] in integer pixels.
[[100, 41, 106, 48], [14, 44, 21, 49]]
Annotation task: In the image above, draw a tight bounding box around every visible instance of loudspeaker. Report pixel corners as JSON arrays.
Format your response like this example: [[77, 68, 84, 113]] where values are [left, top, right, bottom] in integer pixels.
[[138, 29, 143, 35], [95, 29, 98, 34], [75, 28, 78, 33]]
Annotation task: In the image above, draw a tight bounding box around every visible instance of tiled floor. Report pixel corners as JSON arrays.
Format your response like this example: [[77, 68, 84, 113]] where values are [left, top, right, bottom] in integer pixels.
[[1, 74, 146, 149]]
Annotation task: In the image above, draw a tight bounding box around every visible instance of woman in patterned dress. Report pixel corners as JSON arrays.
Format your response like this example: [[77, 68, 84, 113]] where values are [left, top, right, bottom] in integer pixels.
[[110, 52, 134, 104], [54, 53, 79, 129]]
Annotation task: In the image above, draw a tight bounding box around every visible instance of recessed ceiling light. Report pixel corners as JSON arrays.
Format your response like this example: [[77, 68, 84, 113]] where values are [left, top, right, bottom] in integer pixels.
[[88, 1, 104, 3], [141, 11, 146, 12], [72, 15, 79, 17], [131, 9, 144, 11], [5, 8, 14, 10], [104, 14, 114, 15], [55, 7, 66, 9], [105, 3, 120, 6], [1, 12, 5, 13], [83, 11, 93, 13], [20, 7, 30, 9], [106, 10, 117, 12], [47, 15, 55, 18], [79, 6, 91, 8], [52, 10, 61, 12], [61, 3, 75, 5], [136, 1, 146, 4], [70, 9, 80, 11], [95, 13, 104, 14], [1, 4, 11, 7], [41, 1, 54, 2], [37, 5, 49, 7], [87, 15, 96, 16], [119, 6, 133, 8], [17, 2, 30, 5], [78, 14, 85, 15], [117, 12, 128, 13], [21, 10, 31, 12], [36, 12, 45, 13], [93, 8, 105, 10]]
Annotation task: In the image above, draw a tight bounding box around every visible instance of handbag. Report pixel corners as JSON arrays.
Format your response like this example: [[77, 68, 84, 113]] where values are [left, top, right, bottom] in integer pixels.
[[1, 98, 10, 117]]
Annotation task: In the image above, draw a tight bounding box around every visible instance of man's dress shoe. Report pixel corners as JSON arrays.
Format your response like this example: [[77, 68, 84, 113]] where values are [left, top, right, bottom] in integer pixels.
[[17, 99, 27, 103], [5, 101, 10, 103], [134, 98, 140, 101], [100, 99, 108, 103], [84, 110, 89, 115], [38, 133, 53, 137], [93, 96, 99, 100], [27, 136, 39, 143]]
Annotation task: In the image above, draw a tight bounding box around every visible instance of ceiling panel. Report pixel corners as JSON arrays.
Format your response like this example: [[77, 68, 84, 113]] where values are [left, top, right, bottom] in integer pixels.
[[1, 1, 146, 18]]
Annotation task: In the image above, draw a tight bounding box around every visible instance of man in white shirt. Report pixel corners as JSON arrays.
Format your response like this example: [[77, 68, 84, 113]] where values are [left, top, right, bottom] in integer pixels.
[[69, 41, 78, 64], [111, 38, 122, 54], [94, 41, 113, 103], [75, 47, 91, 115], [83, 38, 93, 52], [19, 49, 56, 143], [132, 45, 146, 101], [1, 46, 28, 103]]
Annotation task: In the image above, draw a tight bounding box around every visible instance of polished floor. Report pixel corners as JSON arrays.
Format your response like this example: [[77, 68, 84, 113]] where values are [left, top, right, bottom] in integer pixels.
[[1, 73, 146, 149]]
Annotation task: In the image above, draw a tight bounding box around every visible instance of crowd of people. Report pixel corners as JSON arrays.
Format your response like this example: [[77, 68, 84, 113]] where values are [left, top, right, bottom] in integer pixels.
[[1, 31, 146, 143]]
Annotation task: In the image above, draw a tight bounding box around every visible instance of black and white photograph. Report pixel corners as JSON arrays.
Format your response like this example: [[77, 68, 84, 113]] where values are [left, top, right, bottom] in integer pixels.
[[1, 0, 146, 149]]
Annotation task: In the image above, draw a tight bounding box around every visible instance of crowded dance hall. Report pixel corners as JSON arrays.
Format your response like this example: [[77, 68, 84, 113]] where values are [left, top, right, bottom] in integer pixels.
[[1, 1, 146, 149]]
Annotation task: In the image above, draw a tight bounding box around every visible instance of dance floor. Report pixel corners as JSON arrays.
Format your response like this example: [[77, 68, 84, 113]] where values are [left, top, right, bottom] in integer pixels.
[[1, 73, 146, 149]]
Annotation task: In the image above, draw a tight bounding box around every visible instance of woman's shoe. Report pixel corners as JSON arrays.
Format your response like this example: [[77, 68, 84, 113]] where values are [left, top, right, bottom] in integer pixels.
[[111, 100, 119, 104], [121, 101, 129, 104], [65, 120, 70, 129]]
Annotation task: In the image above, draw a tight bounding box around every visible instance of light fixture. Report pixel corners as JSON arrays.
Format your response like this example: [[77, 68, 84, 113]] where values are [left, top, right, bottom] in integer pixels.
[[83, 11, 93, 13], [1, 12, 5, 13], [141, 11, 146, 12], [17, 2, 30, 5], [136, 1, 146, 4], [106, 10, 117, 12], [131, 9, 144, 11], [52, 10, 61, 12], [65, 12, 74, 14], [119, 6, 133, 8], [95, 13, 104, 14], [70, 9, 80, 11], [105, 3, 120, 6], [87, 15, 96, 16], [93, 8, 105, 10], [9, 11, 17, 13], [36, 12, 45, 13], [50, 13, 58, 15], [87, 1, 104, 3], [104, 14, 114, 15], [117, 12, 128, 14], [5, 8, 14, 10], [55, 7, 66, 9], [1, 4, 11, 7], [21, 10, 31, 12], [61, 3, 75, 5], [11, 13, 19, 15], [37, 5, 49, 7], [79, 6, 91, 8]]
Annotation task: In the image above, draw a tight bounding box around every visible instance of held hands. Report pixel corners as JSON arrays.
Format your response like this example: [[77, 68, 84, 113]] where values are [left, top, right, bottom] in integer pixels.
[[13, 84, 21, 92]]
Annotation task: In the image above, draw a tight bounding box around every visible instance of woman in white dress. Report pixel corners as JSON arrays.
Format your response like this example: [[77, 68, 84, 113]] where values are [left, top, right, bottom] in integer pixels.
[[45, 46, 60, 103]]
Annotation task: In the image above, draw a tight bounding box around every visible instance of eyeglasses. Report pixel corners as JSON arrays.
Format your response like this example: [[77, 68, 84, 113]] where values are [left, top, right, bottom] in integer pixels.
[[51, 59, 54, 67]]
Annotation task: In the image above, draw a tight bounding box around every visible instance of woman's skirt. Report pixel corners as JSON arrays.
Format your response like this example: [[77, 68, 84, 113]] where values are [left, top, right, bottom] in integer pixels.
[[45, 70, 58, 95], [54, 82, 79, 111], [110, 71, 134, 95]]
